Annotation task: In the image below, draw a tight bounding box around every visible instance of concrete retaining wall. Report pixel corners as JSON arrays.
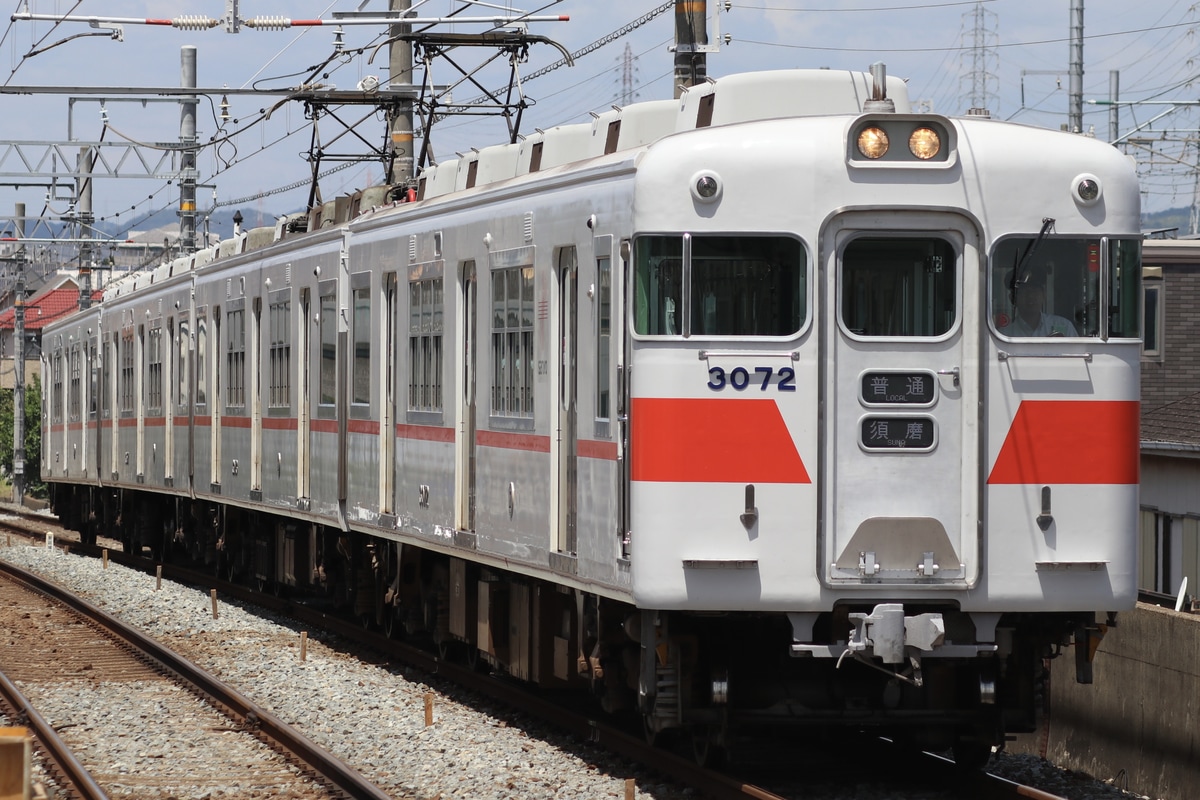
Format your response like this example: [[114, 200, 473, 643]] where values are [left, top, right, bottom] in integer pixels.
[[1010, 602, 1200, 799]]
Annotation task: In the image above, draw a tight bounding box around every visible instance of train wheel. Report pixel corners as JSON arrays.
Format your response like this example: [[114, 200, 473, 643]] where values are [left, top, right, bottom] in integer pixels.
[[382, 608, 397, 639]]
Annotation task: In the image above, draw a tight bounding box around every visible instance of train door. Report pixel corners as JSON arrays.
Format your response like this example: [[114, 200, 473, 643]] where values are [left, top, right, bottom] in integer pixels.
[[381, 273, 396, 514], [298, 288, 311, 502], [554, 246, 579, 556], [824, 213, 980, 587], [250, 298, 262, 491], [164, 320, 174, 483], [456, 260, 478, 532], [211, 309, 222, 489], [135, 327, 145, 479]]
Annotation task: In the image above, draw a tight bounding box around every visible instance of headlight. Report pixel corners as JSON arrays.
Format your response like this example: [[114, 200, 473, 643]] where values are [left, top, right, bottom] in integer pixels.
[[908, 127, 941, 159], [856, 127, 889, 159]]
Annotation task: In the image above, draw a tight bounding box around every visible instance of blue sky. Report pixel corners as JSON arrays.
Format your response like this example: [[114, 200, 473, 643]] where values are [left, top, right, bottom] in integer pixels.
[[2, 0, 1197, 234]]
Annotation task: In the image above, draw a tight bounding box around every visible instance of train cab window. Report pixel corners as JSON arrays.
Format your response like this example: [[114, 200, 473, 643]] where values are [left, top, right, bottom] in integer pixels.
[[634, 234, 805, 336], [990, 236, 1142, 339], [841, 237, 956, 337]]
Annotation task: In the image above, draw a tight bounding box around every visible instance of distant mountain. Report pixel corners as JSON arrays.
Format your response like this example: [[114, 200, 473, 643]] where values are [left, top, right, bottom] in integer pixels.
[[93, 207, 298, 243], [1142, 206, 1192, 238]]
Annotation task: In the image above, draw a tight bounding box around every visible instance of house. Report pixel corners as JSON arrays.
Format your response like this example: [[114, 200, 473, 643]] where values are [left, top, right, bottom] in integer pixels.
[[1138, 238, 1200, 595]]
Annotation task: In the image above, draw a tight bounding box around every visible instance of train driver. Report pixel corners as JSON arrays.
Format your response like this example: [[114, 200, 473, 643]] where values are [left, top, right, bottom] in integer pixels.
[[1000, 264, 1078, 338]]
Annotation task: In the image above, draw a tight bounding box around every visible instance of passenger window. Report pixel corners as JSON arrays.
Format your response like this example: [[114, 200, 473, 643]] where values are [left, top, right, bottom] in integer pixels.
[[841, 237, 956, 337]]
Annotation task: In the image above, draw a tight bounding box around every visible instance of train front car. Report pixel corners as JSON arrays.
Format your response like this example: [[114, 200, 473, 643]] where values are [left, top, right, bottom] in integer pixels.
[[625, 70, 1141, 762]]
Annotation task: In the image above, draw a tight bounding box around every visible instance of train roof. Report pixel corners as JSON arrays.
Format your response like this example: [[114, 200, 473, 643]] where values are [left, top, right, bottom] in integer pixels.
[[102, 67, 911, 302]]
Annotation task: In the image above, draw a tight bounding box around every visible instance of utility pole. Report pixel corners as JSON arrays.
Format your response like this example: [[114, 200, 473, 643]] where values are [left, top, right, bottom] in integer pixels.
[[12, 203, 26, 507], [180, 45, 199, 254], [673, 0, 707, 99], [78, 146, 93, 309], [1068, 0, 1084, 133], [388, 0, 415, 185], [1109, 71, 1120, 143]]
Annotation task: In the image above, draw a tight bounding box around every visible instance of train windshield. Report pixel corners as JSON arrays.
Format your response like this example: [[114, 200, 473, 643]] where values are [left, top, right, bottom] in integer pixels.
[[990, 236, 1142, 339], [633, 234, 805, 336], [840, 236, 957, 337]]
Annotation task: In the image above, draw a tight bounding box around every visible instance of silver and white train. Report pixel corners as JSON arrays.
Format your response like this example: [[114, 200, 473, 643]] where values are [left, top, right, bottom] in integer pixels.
[[42, 66, 1143, 763]]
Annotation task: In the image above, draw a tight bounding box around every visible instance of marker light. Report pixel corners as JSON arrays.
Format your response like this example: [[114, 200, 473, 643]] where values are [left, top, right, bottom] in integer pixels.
[[908, 127, 941, 160], [1077, 178, 1099, 202], [856, 126, 889, 159]]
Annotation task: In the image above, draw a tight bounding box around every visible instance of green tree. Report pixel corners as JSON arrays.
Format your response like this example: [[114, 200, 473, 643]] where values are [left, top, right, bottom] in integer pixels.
[[0, 372, 47, 499]]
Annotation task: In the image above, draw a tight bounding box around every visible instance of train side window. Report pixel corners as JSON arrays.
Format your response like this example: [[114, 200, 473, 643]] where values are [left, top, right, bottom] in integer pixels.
[[841, 237, 956, 337], [195, 311, 208, 408], [269, 290, 292, 410], [409, 274, 444, 413], [990, 236, 1141, 339], [491, 265, 534, 418], [319, 289, 337, 407], [352, 280, 372, 407], [68, 344, 81, 422], [52, 350, 63, 424], [634, 235, 805, 337], [226, 307, 246, 410], [102, 337, 112, 419], [120, 330, 135, 416], [147, 326, 163, 415], [597, 254, 612, 421], [177, 317, 189, 411]]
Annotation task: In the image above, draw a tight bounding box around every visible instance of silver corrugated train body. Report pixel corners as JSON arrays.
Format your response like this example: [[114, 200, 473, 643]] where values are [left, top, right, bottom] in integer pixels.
[[42, 67, 1142, 765]]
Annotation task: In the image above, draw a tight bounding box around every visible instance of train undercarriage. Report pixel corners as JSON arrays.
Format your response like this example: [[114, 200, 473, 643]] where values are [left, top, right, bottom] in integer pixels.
[[50, 482, 1088, 768]]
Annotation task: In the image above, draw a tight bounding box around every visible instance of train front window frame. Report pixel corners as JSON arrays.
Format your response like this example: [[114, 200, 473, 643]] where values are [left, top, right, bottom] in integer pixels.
[[989, 235, 1142, 341], [632, 234, 806, 337], [839, 236, 958, 339]]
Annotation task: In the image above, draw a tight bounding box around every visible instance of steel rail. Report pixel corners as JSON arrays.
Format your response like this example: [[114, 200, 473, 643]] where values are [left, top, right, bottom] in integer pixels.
[[0, 558, 392, 800], [0, 657, 110, 800]]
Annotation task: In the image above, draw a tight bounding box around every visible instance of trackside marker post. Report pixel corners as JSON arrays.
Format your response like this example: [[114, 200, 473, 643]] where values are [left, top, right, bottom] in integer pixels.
[[210, 589, 218, 619]]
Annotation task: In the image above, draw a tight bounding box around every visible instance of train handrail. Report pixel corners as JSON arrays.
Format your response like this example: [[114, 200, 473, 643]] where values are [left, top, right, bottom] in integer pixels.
[[697, 349, 800, 360], [996, 351, 1093, 362]]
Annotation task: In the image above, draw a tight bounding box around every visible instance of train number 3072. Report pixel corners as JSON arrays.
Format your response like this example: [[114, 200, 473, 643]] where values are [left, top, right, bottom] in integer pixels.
[[707, 366, 796, 392]]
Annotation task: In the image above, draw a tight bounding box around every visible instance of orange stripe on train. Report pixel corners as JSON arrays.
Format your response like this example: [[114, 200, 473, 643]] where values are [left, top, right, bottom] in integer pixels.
[[631, 397, 811, 483], [987, 400, 1139, 485]]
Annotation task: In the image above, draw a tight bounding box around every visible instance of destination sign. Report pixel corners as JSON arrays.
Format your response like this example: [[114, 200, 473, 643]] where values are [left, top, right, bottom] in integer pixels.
[[860, 416, 936, 450], [860, 371, 936, 405]]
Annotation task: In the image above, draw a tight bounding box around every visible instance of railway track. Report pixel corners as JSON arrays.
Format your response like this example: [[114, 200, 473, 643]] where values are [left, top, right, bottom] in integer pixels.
[[0, 554, 389, 800], [0, 507, 1070, 800]]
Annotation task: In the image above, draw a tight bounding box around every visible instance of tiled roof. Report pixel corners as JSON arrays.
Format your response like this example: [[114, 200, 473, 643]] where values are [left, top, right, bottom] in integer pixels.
[[0, 286, 102, 332], [1142, 392, 1200, 449]]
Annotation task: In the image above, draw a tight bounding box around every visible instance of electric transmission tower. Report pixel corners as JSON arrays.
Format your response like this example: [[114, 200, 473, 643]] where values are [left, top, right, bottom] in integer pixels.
[[959, 2, 999, 114], [617, 42, 639, 106]]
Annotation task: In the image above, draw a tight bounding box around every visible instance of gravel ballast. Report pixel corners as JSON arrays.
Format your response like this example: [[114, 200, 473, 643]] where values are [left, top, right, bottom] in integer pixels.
[[0, 536, 1161, 800]]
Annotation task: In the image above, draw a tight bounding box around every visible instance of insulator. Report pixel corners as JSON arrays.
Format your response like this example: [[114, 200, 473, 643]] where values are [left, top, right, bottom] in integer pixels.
[[172, 15, 219, 31], [246, 16, 292, 31]]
